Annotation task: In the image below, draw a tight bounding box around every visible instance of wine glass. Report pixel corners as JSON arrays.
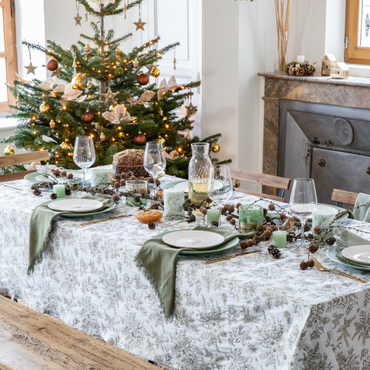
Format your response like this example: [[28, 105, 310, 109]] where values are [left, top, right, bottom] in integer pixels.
[[73, 136, 96, 187], [207, 165, 233, 223], [289, 178, 318, 253], [144, 141, 166, 195]]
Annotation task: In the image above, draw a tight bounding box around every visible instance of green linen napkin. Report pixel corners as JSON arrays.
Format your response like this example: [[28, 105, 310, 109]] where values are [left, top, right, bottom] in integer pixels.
[[28, 196, 113, 275], [353, 193, 370, 221], [136, 226, 255, 316]]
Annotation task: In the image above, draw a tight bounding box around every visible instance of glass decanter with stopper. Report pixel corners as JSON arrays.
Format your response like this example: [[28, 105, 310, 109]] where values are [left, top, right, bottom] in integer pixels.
[[188, 143, 212, 205]]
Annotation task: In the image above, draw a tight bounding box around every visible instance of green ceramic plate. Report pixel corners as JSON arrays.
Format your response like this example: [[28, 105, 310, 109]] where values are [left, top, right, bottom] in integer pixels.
[[155, 229, 240, 256], [59, 204, 116, 218], [326, 245, 370, 272], [24, 169, 84, 184]]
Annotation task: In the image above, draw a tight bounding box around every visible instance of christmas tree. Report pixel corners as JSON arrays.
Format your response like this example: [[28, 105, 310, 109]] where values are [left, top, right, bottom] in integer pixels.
[[2, 0, 229, 178]]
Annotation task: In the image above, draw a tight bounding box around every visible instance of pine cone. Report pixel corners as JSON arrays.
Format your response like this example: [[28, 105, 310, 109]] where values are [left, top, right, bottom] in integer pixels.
[[114, 174, 121, 180], [206, 197, 213, 204], [67, 173, 74, 180], [221, 208, 228, 216], [229, 219, 236, 226], [297, 67, 305, 76], [211, 221, 219, 227], [151, 204, 159, 210], [54, 169, 61, 176], [188, 214, 196, 223], [326, 237, 336, 246], [112, 194, 120, 202], [130, 175, 137, 180], [309, 243, 319, 254], [121, 173, 127, 179], [300, 261, 308, 270], [120, 179, 126, 186], [304, 223, 311, 232], [50, 193, 57, 200], [268, 245, 281, 259], [200, 206, 207, 215], [307, 259, 315, 268], [226, 215, 233, 221], [148, 222, 156, 230], [253, 235, 261, 245], [268, 203, 275, 211], [65, 188, 71, 196], [236, 203, 242, 209], [148, 177, 154, 183], [33, 189, 41, 196], [314, 226, 322, 235], [61, 170, 67, 177], [114, 182, 120, 189]]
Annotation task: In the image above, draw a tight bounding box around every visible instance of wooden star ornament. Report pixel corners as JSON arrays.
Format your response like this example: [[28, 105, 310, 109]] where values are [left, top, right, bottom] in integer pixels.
[[24, 62, 38, 75], [75, 14, 82, 26], [134, 18, 146, 31], [101, 87, 119, 105], [185, 102, 197, 116], [51, 67, 63, 78]]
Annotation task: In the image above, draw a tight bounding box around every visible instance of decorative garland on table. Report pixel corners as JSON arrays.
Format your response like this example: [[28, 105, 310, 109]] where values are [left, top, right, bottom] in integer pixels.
[[29, 168, 370, 270]]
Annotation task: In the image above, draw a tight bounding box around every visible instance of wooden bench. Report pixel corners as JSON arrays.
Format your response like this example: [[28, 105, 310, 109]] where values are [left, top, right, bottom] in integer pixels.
[[229, 167, 291, 202], [0, 296, 158, 370], [331, 189, 358, 207], [0, 151, 50, 183]]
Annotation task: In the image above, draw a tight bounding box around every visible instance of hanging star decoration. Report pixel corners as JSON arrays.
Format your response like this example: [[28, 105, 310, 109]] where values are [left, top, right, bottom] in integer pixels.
[[134, 18, 146, 31], [51, 67, 63, 78], [185, 102, 197, 116], [101, 87, 119, 105], [75, 13, 82, 26], [24, 62, 37, 75], [145, 64, 154, 74]]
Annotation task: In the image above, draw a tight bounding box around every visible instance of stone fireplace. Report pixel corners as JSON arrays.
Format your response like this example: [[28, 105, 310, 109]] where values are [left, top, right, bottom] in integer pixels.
[[258, 73, 370, 204]]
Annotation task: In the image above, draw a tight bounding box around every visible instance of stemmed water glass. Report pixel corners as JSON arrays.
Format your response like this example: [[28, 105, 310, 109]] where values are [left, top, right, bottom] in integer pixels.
[[289, 177, 318, 254], [73, 135, 96, 187], [207, 165, 233, 223], [144, 141, 166, 195]]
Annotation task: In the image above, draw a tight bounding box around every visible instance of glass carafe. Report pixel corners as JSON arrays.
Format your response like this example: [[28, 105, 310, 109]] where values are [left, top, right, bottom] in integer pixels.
[[188, 143, 212, 205]]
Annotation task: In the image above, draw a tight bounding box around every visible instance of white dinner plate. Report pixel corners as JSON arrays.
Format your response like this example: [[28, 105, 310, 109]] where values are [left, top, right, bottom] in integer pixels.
[[35, 175, 53, 183], [162, 230, 225, 249], [341, 245, 370, 265], [48, 199, 104, 213], [284, 204, 338, 216], [174, 180, 223, 193]]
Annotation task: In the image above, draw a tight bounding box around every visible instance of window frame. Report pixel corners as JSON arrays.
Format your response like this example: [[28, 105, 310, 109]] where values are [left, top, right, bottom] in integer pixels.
[[0, 0, 17, 113], [345, 0, 370, 65]]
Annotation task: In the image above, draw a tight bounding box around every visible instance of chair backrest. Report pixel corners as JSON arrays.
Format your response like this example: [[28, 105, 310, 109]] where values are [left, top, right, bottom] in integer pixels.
[[0, 151, 50, 183], [229, 167, 291, 202], [331, 189, 358, 207]]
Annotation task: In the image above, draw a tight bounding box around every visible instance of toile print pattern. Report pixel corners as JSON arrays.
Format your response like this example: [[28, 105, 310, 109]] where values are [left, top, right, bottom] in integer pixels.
[[1, 175, 370, 370]]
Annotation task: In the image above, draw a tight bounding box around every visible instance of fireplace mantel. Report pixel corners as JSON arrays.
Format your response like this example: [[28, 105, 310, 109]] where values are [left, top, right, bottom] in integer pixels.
[[258, 72, 370, 180]]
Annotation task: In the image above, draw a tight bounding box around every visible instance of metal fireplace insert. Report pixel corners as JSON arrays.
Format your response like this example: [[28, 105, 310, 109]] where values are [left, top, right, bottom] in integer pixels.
[[278, 100, 370, 205]]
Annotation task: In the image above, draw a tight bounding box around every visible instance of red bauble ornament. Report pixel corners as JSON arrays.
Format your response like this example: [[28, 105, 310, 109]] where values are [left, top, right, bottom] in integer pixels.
[[137, 73, 149, 86], [133, 134, 147, 146], [46, 59, 58, 71], [81, 111, 94, 124]]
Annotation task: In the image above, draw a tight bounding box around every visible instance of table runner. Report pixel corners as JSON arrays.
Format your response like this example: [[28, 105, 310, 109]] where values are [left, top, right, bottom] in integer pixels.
[[1, 175, 370, 370]]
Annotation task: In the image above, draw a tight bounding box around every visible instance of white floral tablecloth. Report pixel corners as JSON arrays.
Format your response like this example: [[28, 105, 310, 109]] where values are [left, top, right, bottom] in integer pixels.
[[1, 174, 370, 370]]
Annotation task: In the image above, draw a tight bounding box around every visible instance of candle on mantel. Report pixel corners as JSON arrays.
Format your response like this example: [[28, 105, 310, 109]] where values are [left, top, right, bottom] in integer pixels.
[[53, 184, 65, 198], [207, 208, 220, 225], [163, 188, 184, 219], [297, 55, 305, 63], [272, 230, 287, 249]]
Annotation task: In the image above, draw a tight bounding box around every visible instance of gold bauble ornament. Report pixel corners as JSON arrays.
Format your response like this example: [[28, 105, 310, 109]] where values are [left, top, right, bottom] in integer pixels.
[[116, 47, 121, 56], [157, 135, 165, 144], [60, 139, 73, 150], [85, 43, 91, 53], [49, 119, 56, 129], [4, 145, 15, 156], [118, 132, 125, 138], [150, 66, 161, 78], [211, 143, 221, 153], [72, 73, 86, 90], [40, 102, 50, 113]]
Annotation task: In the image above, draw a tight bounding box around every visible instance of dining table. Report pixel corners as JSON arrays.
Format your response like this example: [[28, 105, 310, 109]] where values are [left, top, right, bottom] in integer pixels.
[[1, 172, 370, 370]]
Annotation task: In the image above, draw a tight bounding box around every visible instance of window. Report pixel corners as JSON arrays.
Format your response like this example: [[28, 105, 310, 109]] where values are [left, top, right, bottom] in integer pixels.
[[345, 0, 370, 64], [0, 0, 17, 113]]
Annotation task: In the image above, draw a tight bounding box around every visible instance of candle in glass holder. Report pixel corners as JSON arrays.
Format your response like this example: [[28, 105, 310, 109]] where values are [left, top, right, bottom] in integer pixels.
[[125, 180, 147, 207], [207, 208, 220, 225], [272, 230, 287, 248], [91, 168, 110, 188], [163, 188, 184, 219], [53, 184, 65, 198], [239, 205, 264, 232], [312, 208, 337, 243]]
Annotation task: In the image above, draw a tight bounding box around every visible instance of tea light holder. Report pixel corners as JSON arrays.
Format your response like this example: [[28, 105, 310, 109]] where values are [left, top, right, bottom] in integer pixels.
[[163, 188, 184, 219], [239, 204, 264, 232], [125, 180, 147, 207], [91, 168, 110, 188], [207, 208, 220, 225], [272, 230, 287, 248], [53, 184, 65, 198]]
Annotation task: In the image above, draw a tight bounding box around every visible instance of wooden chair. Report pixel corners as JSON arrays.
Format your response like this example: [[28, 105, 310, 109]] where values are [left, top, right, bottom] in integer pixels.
[[229, 167, 291, 202], [0, 296, 158, 370], [331, 189, 358, 207], [0, 151, 50, 183]]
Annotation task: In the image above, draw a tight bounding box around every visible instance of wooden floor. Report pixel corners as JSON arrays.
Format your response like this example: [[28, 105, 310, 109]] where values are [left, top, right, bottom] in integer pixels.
[[0, 296, 158, 370]]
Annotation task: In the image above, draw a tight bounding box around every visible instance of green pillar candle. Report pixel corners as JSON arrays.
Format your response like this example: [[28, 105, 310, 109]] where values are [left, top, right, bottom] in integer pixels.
[[272, 230, 287, 248], [207, 208, 220, 225], [53, 184, 65, 198], [239, 205, 264, 232]]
